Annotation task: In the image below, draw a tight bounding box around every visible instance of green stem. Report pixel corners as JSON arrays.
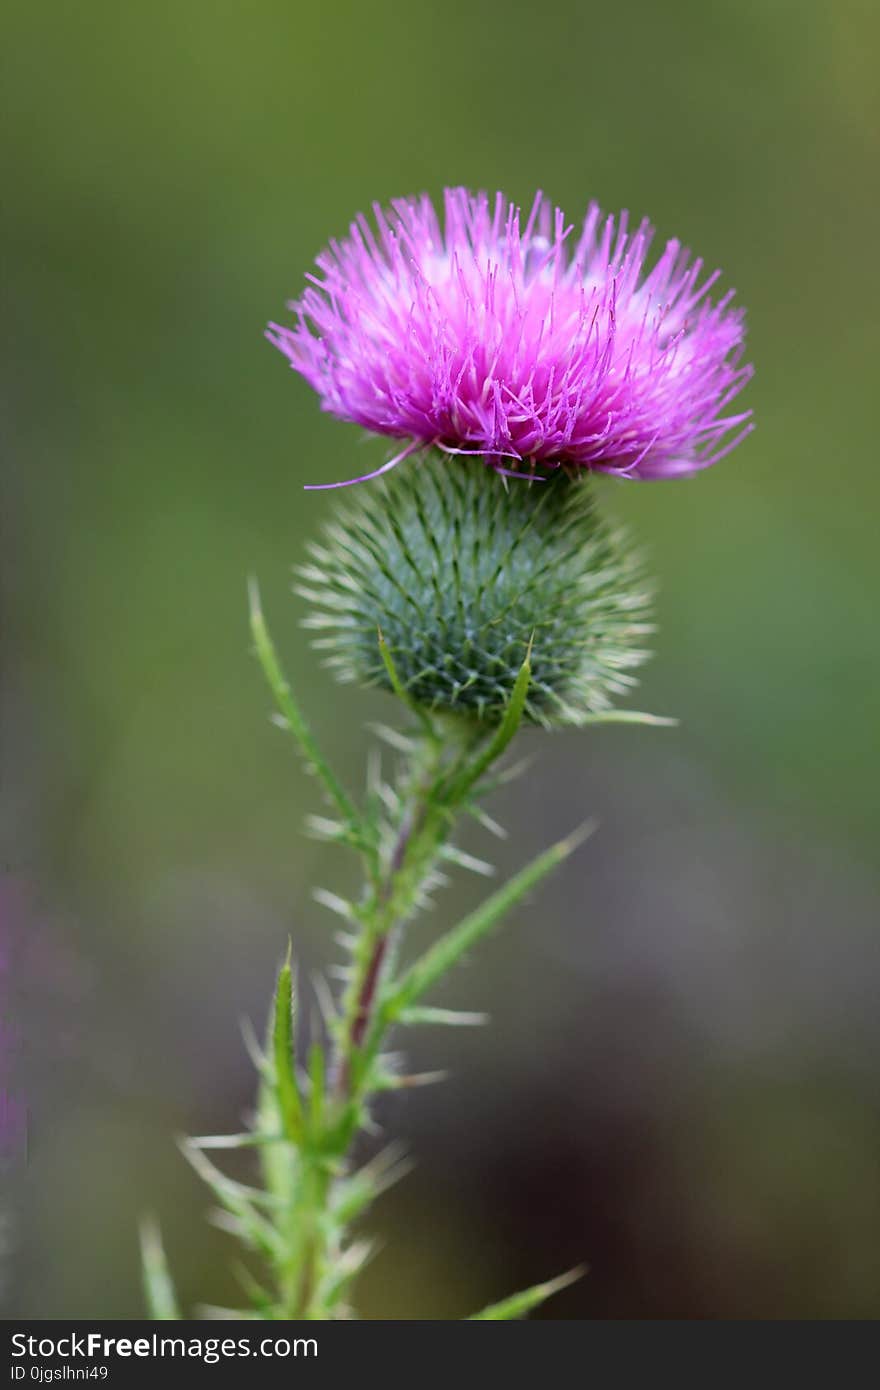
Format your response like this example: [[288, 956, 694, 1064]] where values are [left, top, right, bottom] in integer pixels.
[[334, 726, 447, 1097], [280, 1158, 331, 1319], [278, 733, 438, 1316], [287, 722, 488, 1316]]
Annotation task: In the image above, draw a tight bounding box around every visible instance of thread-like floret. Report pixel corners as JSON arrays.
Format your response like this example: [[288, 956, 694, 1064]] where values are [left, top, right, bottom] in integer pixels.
[[270, 188, 752, 485]]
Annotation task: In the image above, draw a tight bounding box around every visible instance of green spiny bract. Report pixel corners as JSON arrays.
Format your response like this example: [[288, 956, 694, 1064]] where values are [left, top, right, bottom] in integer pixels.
[[297, 453, 653, 727]]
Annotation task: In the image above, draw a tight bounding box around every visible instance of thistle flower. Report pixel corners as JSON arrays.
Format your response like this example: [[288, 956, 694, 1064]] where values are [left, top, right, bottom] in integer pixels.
[[268, 187, 752, 485], [143, 184, 752, 1323]]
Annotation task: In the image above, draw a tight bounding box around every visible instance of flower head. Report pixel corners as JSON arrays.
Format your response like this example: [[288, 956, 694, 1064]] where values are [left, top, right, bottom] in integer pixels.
[[269, 188, 752, 485]]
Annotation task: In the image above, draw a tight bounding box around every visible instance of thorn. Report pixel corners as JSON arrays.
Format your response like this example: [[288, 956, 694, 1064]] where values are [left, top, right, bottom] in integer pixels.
[[312, 888, 355, 921], [352, 1140, 413, 1193], [469, 806, 508, 839], [206, 1210, 241, 1238], [240, 1017, 266, 1072], [311, 972, 339, 1029], [400, 1006, 489, 1027], [440, 845, 495, 877], [558, 818, 599, 857], [247, 574, 262, 624], [540, 1264, 589, 1297], [391, 1069, 450, 1090], [367, 722, 415, 754]]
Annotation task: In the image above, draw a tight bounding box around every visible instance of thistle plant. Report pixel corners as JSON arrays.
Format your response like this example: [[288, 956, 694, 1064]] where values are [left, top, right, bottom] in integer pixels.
[[143, 188, 751, 1321]]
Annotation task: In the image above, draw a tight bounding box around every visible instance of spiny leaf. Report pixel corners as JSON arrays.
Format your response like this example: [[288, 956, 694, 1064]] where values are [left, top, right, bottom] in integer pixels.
[[318, 1239, 377, 1312], [179, 1139, 283, 1216], [384, 822, 595, 1022], [248, 578, 365, 838], [373, 1067, 450, 1091], [234, 1263, 277, 1316], [140, 1218, 182, 1320], [188, 1132, 281, 1150], [332, 1143, 413, 1226], [439, 640, 533, 806], [273, 947, 305, 1143], [179, 1138, 287, 1269], [468, 1266, 585, 1320], [578, 709, 678, 727], [377, 625, 437, 736], [399, 1005, 488, 1027]]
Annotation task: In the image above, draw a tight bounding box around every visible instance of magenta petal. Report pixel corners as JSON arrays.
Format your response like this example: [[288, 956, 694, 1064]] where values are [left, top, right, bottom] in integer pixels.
[[271, 188, 752, 482]]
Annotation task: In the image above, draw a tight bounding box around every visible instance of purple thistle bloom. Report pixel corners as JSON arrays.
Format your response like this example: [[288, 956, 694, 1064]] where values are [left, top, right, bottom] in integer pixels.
[[268, 188, 752, 487]]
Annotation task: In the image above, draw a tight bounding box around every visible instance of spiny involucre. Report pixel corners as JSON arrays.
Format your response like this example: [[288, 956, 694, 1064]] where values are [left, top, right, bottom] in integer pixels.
[[297, 456, 652, 725]]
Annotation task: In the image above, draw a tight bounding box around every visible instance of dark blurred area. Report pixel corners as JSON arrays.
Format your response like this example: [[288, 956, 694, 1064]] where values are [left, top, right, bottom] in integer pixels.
[[2, 0, 879, 1320]]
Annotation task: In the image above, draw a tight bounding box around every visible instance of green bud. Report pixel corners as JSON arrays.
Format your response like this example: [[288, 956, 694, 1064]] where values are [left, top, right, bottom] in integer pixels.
[[298, 454, 653, 727]]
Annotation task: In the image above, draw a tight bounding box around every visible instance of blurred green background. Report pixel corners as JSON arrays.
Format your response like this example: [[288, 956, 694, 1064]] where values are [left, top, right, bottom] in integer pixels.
[[3, 0, 879, 1319]]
